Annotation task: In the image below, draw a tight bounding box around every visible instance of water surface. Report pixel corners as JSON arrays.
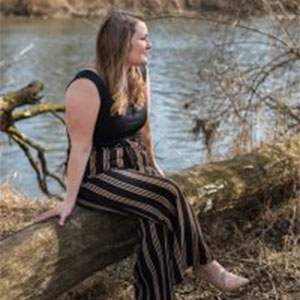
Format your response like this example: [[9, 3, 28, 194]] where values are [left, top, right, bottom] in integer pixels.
[[0, 17, 298, 199]]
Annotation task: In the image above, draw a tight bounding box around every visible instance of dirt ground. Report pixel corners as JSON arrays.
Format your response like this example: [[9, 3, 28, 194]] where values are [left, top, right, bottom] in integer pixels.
[[1, 183, 299, 300]]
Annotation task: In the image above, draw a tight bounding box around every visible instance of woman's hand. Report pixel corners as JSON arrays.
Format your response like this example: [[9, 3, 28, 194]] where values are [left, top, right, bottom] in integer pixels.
[[33, 201, 75, 227]]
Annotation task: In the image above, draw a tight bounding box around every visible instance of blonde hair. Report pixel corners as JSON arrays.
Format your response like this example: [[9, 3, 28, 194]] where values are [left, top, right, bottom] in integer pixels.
[[95, 10, 147, 116]]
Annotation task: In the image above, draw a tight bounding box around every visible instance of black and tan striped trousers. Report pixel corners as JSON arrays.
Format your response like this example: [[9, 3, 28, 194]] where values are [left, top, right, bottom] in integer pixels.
[[77, 135, 213, 300]]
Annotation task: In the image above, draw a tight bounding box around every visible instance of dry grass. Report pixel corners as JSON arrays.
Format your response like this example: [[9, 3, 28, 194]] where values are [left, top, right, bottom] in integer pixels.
[[193, 191, 300, 300], [0, 183, 299, 300], [0, 183, 57, 239]]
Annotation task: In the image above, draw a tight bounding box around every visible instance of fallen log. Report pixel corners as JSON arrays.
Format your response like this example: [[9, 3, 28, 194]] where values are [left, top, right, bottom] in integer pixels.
[[0, 135, 299, 300]]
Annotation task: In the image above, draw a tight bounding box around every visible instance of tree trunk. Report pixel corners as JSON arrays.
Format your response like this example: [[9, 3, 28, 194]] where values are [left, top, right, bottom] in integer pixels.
[[0, 135, 299, 300]]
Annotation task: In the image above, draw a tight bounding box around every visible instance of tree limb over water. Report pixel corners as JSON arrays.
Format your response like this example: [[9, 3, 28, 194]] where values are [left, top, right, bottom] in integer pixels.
[[0, 82, 66, 198]]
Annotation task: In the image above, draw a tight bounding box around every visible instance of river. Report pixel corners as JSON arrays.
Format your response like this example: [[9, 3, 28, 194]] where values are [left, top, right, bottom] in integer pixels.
[[0, 16, 299, 199]]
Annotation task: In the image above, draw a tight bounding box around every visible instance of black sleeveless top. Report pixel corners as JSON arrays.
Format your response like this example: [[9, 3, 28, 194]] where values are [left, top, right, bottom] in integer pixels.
[[67, 69, 147, 147]]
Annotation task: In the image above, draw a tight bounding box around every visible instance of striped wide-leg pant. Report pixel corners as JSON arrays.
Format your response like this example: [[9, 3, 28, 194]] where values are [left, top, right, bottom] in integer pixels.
[[76, 135, 213, 300]]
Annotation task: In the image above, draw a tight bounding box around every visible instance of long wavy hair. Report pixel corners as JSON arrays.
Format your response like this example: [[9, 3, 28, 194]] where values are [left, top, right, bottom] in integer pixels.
[[64, 10, 147, 177], [96, 10, 147, 116]]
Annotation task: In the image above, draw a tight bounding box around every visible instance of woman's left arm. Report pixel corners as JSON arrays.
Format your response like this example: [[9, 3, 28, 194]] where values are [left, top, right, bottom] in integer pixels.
[[139, 67, 165, 177]]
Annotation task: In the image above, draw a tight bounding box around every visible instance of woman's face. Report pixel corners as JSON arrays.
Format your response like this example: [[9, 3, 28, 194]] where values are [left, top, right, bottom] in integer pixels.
[[126, 21, 152, 66]]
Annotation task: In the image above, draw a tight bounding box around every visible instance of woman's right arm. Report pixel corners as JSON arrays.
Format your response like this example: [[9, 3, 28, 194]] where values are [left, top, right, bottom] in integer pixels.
[[34, 78, 101, 226]]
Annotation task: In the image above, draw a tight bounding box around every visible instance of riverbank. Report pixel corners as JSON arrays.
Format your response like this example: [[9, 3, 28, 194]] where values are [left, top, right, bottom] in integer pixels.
[[1, 182, 299, 300], [0, 0, 299, 19]]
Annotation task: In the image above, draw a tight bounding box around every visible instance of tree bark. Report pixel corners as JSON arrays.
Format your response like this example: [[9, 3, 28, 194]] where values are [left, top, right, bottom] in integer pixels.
[[0, 135, 299, 300]]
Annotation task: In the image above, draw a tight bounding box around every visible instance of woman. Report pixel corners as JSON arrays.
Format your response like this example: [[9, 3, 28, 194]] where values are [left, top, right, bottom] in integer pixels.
[[35, 10, 249, 300]]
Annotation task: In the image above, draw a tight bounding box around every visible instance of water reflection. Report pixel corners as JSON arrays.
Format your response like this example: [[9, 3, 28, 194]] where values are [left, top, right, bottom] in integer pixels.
[[0, 17, 298, 199]]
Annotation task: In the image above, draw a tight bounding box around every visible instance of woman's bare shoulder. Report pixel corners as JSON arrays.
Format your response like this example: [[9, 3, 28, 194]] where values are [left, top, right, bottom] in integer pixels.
[[65, 78, 100, 131], [65, 77, 101, 114], [66, 76, 98, 96]]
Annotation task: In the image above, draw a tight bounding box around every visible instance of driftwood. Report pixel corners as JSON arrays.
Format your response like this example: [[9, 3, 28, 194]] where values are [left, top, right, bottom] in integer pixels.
[[0, 82, 65, 198], [0, 81, 44, 130], [0, 135, 299, 300]]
